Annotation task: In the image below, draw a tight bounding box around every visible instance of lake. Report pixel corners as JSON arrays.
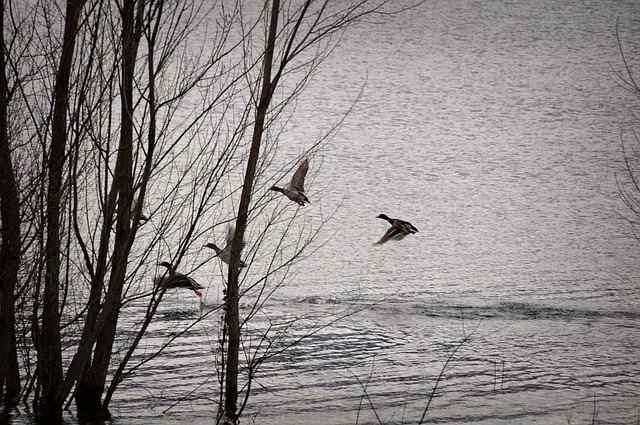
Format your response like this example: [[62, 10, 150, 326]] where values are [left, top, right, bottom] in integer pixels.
[[11, 0, 640, 424]]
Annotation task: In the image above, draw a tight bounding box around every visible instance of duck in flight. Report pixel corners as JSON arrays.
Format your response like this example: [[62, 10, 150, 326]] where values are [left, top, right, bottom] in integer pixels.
[[203, 226, 247, 268], [375, 214, 418, 244], [154, 261, 204, 297], [269, 158, 310, 206]]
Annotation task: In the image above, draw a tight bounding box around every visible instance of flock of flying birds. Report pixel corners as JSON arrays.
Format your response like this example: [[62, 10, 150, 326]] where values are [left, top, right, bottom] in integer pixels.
[[153, 158, 418, 297]]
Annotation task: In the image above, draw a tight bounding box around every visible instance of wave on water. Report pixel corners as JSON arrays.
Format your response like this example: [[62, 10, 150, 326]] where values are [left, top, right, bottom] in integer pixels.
[[289, 293, 640, 324]]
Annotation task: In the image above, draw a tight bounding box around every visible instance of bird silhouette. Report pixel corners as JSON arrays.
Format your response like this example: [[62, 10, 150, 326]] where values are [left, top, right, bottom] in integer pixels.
[[203, 226, 247, 268], [375, 214, 418, 244], [269, 158, 310, 206], [154, 261, 204, 297]]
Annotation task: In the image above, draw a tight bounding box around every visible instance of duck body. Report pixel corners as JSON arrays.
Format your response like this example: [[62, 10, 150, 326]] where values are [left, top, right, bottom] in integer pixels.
[[269, 158, 310, 206], [154, 261, 204, 297], [203, 226, 246, 268], [375, 214, 418, 244], [269, 186, 310, 206], [203, 243, 246, 268]]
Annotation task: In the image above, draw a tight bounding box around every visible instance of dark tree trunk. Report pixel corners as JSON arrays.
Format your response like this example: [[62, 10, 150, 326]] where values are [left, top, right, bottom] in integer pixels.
[[224, 0, 280, 420], [75, 0, 141, 417], [0, 0, 22, 404], [38, 0, 85, 419]]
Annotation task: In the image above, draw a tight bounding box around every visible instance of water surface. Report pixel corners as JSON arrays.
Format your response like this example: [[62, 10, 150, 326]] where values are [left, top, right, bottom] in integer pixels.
[[11, 1, 640, 424], [118, 1, 640, 424]]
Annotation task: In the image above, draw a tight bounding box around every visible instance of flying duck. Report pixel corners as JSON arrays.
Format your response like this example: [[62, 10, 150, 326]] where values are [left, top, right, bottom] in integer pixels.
[[375, 214, 418, 244], [154, 261, 204, 297], [269, 158, 310, 206], [203, 226, 247, 268]]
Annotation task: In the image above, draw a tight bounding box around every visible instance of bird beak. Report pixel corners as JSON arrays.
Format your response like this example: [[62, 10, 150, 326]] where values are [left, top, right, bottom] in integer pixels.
[[194, 289, 202, 297]]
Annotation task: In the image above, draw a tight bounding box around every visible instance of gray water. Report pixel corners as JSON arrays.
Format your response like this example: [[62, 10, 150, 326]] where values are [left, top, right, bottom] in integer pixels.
[[123, 1, 640, 424], [13, 1, 640, 424]]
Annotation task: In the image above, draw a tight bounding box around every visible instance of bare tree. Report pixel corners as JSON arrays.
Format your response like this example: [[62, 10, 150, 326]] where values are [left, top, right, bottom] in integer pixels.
[[1, 0, 417, 423], [37, 0, 87, 418], [65, 0, 252, 419], [219, 0, 415, 422], [1, 0, 250, 419], [613, 21, 640, 240], [0, 0, 22, 405]]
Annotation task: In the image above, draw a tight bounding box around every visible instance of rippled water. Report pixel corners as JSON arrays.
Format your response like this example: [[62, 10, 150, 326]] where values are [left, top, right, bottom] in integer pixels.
[[119, 1, 640, 424], [249, 1, 640, 423], [11, 1, 640, 424]]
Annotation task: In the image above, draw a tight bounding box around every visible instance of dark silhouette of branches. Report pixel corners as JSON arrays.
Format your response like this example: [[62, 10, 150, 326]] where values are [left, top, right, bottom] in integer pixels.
[[613, 20, 640, 242], [0, 0, 421, 423]]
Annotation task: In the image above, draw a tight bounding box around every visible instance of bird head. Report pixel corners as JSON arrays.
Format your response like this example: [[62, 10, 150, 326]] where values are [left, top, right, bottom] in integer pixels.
[[376, 214, 390, 220], [158, 261, 173, 270]]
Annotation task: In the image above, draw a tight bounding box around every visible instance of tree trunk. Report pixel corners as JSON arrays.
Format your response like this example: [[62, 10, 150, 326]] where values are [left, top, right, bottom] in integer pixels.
[[101, 0, 161, 409], [38, 0, 85, 418], [75, 0, 141, 418], [0, 0, 22, 404], [224, 0, 280, 420]]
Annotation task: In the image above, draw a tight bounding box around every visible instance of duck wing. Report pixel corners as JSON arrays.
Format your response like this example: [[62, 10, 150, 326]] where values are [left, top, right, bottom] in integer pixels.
[[174, 274, 203, 297], [156, 272, 204, 290], [288, 158, 309, 192], [375, 224, 411, 244], [174, 274, 204, 290], [226, 225, 235, 245], [375, 231, 393, 245], [225, 225, 245, 250], [221, 225, 245, 262]]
